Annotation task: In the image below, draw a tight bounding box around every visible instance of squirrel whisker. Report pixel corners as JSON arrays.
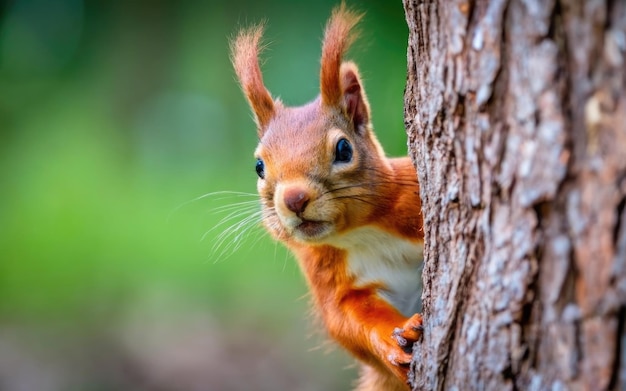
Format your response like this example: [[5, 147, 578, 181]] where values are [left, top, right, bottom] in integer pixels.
[[208, 209, 265, 262]]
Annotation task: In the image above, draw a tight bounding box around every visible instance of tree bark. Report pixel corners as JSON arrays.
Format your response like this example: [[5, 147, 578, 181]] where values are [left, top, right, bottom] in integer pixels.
[[403, 0, 626, 390]]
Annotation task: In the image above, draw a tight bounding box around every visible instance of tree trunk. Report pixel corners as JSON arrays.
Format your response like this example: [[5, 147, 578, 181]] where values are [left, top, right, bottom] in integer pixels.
[[403, 0, 626, 390]]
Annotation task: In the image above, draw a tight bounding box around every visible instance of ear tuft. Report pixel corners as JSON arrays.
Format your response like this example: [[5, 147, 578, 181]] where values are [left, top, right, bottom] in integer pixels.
[[320, 3, 364, 107], [231, 23, 275, 135]]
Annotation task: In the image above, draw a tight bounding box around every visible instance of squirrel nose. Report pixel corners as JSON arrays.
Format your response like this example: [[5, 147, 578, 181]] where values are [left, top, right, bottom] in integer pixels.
[[284, 188, 310, 214]]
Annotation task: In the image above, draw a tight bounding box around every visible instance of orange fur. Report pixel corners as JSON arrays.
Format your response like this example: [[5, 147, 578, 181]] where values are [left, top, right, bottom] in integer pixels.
[[230, 24, 276, 132], [231, 4, 423, 390], [320, 3, 363, 107]]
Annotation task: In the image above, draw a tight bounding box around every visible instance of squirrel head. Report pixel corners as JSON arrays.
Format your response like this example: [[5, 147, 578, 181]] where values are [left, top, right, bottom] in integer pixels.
[[231, 4, 393, 245]]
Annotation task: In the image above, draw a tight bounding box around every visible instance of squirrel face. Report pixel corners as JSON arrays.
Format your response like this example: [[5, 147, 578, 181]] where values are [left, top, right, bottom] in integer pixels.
[[253, 97, 389, 244], [231, 9, 392, 246]]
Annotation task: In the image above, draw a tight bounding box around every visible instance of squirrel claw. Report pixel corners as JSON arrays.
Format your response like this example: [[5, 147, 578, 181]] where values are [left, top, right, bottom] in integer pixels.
[[388, 351, 413, 367], [392, 313, 423, 347], [392, 330, 408, 347]]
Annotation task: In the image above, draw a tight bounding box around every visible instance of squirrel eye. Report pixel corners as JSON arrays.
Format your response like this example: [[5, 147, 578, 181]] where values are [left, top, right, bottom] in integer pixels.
[[334, 138, 353, 163], [255, 158, 265, 179]]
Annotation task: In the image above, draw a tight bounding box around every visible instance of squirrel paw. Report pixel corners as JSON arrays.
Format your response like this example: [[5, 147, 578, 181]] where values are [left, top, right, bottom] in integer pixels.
[[377, 314, 423, 384], [391, 313, 423, 353]]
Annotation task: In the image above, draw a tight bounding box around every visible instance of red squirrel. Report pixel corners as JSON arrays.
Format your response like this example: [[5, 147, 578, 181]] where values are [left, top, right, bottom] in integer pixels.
[[231, 4, 424, 390]]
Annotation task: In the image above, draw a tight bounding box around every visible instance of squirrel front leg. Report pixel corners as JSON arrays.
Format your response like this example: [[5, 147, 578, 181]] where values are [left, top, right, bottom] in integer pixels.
[[296, 244, 422, 386], [324, 286, 423, 384]]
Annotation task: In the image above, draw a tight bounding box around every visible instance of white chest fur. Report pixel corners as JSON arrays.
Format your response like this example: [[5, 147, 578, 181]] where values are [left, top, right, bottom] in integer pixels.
[[328, 227, 424, 317]]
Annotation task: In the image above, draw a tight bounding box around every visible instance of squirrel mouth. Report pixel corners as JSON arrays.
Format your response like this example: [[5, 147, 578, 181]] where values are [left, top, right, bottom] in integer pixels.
[[294, 219, 330, 239]]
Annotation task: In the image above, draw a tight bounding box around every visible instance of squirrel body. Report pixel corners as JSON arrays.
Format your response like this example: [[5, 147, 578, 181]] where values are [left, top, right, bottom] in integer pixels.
[[231, 4, 423, 390]]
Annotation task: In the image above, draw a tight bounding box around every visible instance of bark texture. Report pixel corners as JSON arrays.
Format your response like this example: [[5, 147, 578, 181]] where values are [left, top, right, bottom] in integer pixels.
[[403, 0, 626, 389]]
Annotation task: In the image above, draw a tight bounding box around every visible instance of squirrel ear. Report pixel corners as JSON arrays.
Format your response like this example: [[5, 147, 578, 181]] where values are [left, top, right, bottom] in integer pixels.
[[340, 62, 370, 132], [319, 3, 363, 108], [231, 24, 275, 136]]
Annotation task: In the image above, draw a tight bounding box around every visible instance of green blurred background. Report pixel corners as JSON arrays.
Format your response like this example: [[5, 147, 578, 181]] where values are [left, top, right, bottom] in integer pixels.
[[0, 1, 408, 389]]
